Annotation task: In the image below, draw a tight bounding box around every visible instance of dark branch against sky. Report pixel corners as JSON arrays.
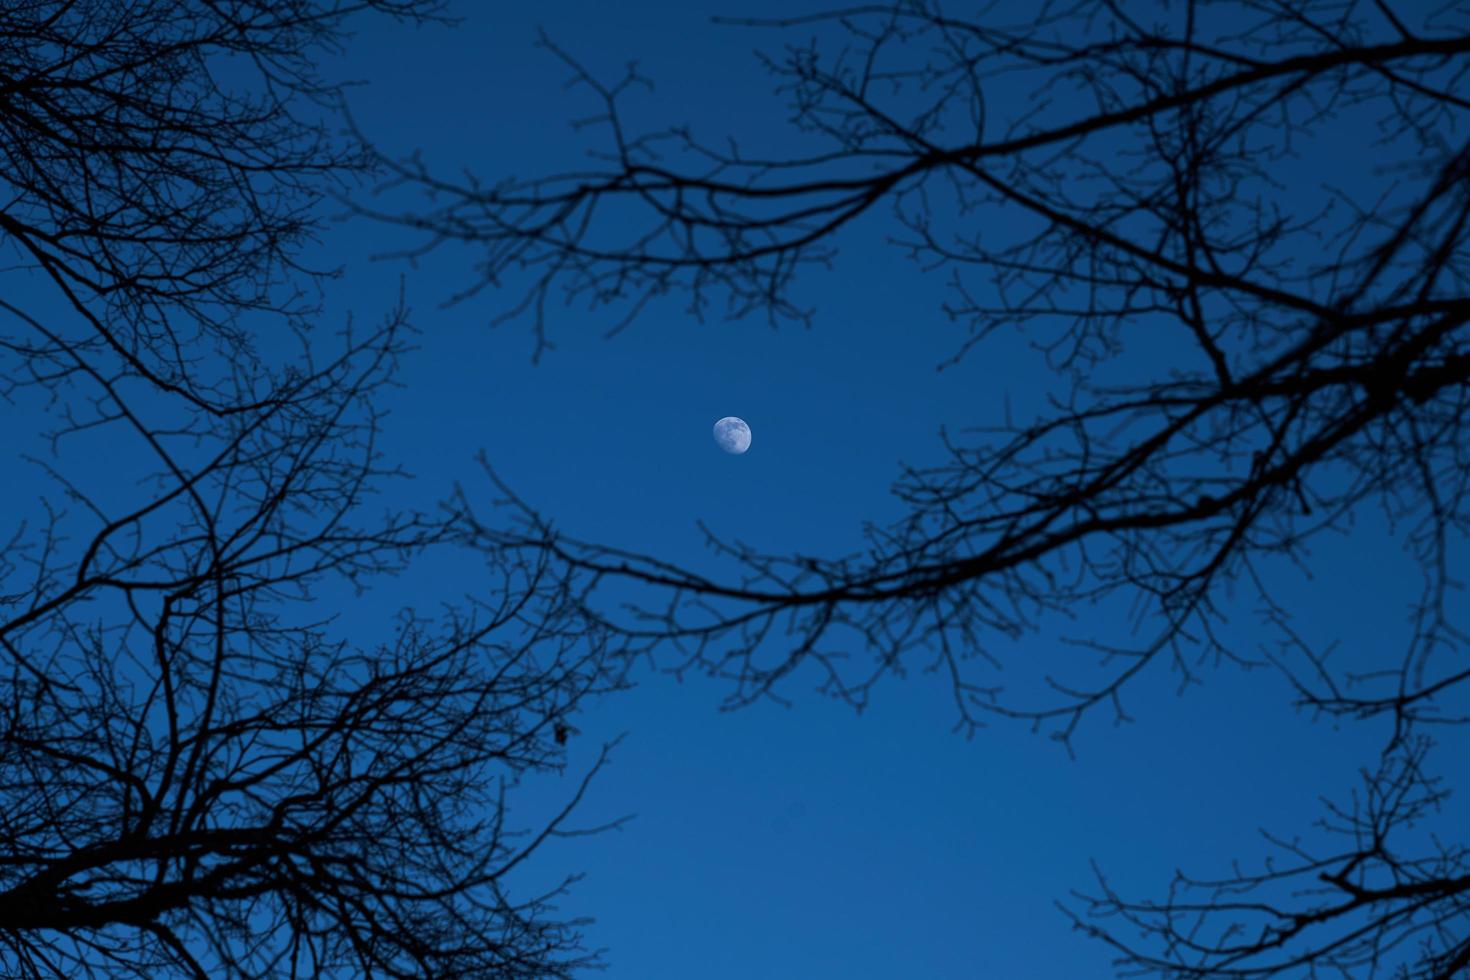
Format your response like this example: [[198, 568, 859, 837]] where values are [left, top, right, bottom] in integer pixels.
[[3, 0, 1470, 977]]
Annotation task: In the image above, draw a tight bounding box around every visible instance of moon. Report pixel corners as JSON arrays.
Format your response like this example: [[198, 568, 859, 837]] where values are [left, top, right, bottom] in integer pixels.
[[712, 416, 752, 455]]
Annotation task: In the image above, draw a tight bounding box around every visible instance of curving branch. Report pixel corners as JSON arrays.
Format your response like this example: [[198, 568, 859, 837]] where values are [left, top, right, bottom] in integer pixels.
[[380, 2, 1470, 973]]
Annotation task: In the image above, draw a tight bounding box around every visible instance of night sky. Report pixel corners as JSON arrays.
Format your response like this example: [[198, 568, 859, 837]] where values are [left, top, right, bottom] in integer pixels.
[[5, 2, 1463, 977]]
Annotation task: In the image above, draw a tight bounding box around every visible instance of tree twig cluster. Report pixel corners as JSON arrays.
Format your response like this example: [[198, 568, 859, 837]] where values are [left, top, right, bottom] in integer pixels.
[[381, 2, 1470, 974], [1, 3, 624, 976]]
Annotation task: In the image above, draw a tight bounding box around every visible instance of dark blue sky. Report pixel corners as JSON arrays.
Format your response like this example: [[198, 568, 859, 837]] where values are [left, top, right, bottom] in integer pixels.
[[5, 3, 1453, 976], [306, 4, 1445, 977]]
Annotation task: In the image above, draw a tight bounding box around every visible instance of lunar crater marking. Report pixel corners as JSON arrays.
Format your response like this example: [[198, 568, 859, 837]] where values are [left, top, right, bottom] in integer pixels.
[[713, 416, 752, 454]]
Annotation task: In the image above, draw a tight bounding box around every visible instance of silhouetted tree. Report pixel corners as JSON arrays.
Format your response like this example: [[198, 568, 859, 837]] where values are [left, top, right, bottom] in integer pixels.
[[375, 2, 1470, 975], [1, 3, 619, 976]]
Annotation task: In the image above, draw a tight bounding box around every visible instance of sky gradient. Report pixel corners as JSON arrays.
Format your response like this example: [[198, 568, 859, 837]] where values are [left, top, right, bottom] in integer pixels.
[[4, 3, 1456, 976], [324, 5, 1443, 976]]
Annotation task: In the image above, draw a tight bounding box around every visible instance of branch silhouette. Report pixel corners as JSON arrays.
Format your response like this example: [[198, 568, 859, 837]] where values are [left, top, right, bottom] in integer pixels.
[[1, 2, 625, 975], [379, 2, 1470, 974]]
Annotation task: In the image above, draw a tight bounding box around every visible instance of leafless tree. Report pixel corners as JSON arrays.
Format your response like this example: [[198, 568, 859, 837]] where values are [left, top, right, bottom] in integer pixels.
[[372, 1, 1470, 974], [0, 0, 439, 410], [1, 3, 622, 976]]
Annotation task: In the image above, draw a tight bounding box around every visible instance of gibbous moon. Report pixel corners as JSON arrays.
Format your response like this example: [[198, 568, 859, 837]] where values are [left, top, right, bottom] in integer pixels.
[[713, 416, 752, 454]]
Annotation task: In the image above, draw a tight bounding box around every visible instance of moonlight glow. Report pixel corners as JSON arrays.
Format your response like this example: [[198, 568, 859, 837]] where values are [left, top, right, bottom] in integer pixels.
[[713, 417, 752, 454]]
